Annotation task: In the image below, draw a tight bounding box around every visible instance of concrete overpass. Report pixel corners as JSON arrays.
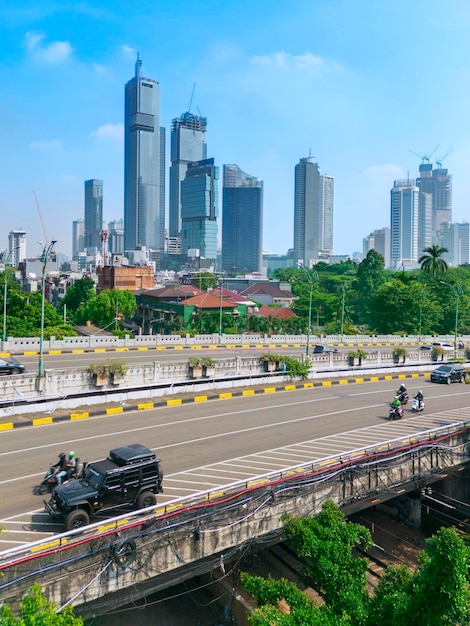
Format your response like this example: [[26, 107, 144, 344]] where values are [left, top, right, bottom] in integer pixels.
[[0, 409, 469, 617]]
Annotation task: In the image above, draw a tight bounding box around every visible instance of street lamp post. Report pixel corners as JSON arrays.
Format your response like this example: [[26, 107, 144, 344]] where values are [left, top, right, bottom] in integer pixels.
[[440, 281, 462, 350], [2, 267, 7, 343], [297, 264, 318, 356], [340, 283, 347, 338], [218, 279, 223, 338], [38, 240, 57, 377]]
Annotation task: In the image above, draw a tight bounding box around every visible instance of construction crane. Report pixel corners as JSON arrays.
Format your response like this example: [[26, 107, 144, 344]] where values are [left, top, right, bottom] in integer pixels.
[[435, 146, 454, 169], [187, 82, 196, 113], [408, 145, 439, 164], [32, 190, 49, 248]]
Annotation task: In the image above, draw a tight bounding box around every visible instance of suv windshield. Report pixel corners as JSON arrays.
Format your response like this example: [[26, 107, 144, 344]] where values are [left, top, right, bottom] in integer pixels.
[[84, 466, 105, 488], [436, 365, 453, 372]]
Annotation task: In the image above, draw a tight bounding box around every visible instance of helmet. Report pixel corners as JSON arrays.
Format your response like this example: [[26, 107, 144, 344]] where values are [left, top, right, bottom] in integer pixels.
[[69, 451, 75, 459], [418, 390, 422, 395], [59, 452, 66, 459]]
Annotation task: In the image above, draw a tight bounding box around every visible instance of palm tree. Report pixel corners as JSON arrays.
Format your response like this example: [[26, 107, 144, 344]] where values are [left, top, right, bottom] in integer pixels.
[[419, 245, 448, 279]]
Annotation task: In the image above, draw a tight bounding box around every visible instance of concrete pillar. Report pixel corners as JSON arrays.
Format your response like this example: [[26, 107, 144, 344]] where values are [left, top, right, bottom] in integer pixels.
[[407, 495, 422, 529]]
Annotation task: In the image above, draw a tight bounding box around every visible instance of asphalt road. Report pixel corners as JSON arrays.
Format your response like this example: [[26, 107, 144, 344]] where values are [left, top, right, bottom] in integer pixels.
[[1, 375, 468, 552]]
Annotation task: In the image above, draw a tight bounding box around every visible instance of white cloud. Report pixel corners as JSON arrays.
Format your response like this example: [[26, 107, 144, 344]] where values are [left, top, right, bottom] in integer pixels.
[[92, 62, 106, 74], [29, 139, 63, 151], [24, 31, 73, 63], [121, 45, 137, 59], [250, 51, 325, 71], [91, 123, 124, 141]]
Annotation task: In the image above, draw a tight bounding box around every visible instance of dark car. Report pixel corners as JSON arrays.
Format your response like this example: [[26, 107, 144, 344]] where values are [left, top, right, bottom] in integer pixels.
[[44, 443, 163, 530], [430, 363, 466, 384], [313, 345, 338, 354], [0, 358, 25, 375]]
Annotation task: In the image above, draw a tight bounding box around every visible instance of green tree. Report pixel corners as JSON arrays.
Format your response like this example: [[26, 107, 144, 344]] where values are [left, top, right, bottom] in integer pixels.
[[60, 276, 95, 315], [74, 289, 136, 329], [353, 250, 386, 323], [0, 583, 83, 625], [419, 245, 448, 279]]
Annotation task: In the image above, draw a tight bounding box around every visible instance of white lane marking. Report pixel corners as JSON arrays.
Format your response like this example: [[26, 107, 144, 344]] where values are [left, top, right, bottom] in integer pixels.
[[0, 394, 338, 455]]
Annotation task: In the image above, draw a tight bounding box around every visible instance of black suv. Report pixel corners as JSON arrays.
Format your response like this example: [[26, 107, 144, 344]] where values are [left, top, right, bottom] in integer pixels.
[[430, 363, 466, 384], [44, 444, 163, 531]]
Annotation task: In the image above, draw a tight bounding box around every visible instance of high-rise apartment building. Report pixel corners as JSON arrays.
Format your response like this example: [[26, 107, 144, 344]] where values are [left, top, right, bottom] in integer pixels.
[[390, 179, 419, 268], [222, 164, 263, 274], [169, 112, 207, 238], [124, 57, 165, 258], [108, 219, 124, 255], [363, 227, 391, 267], [438, 222, 469, 266], [293, 157, 334, 266], [84, 179, 103, 250], [72, 219, 84, 260], [180, 158, 218, 264], [8, 230, 26, 267]]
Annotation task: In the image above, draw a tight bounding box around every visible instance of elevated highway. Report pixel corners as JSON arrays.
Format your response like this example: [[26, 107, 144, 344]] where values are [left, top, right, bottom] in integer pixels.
[[0, 375, 470, 614]]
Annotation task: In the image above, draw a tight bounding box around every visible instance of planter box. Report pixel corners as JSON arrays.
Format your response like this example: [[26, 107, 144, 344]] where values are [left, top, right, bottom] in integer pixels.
[[265, 361, 277, 372], [203, 366, 215, 377], [93, 373, 108, 387], [189, 365, 202, 379]]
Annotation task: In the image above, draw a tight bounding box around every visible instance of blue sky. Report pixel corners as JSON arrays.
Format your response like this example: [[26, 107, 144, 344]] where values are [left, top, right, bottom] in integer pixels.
[[2, 0, 470, 259]]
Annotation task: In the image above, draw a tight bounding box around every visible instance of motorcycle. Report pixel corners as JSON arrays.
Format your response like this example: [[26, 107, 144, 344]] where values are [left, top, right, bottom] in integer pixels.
[[389, 404, 403, 420], [412, 397, 425, 413], [37, 467, 59, 495], [396, 391, 409, 405]]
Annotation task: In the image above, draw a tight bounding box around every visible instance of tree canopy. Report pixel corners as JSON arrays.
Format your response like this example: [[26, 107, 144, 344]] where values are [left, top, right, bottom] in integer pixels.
[[242, 502, 470, 626], [0, 584, 83, 625]]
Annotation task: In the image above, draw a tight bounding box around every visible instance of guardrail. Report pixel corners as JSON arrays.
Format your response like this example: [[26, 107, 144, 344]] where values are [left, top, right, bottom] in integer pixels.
[[2, 333, 466, 353]]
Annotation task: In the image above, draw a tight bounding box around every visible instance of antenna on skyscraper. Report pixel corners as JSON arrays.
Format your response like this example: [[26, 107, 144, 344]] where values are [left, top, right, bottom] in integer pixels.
[[435, 146, 454, 168], [408, 145, 439, 164], [187, 82, 196, 113]]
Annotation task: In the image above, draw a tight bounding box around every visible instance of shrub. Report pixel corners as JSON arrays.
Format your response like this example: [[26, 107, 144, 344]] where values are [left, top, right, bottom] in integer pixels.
[[280, 356, 311, 379]]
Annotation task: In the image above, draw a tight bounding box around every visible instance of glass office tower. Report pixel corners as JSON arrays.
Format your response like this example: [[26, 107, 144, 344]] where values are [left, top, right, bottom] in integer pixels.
[[124, 57, 165, 255], [84, 179, 103, 250], [181, 158, 219, 263], [222, 164, 263, 274], [169, 112, 207, 238]]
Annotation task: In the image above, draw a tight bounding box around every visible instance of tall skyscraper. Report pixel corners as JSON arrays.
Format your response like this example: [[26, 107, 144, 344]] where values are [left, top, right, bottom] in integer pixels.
[[169, 112, 207, 238], [180, 158, 218, 264], [8, 230, 26, 267], [416, 160, 452, 240], [390, 179, 419, 268], [222, 164, 263, 274], [84, 179, 103, 250], [72, 219, 84, 260], [293, 156, 334, 266], [124, 56, 165, 257]]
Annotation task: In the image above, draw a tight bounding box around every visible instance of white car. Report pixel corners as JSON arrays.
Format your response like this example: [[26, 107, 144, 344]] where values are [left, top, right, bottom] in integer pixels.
[[432, 342, 454, 351]]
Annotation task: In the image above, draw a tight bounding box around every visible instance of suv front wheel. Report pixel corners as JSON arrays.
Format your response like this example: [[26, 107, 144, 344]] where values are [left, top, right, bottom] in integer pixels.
[[66, 509, 90, 531], [137, 491, 157, 509]]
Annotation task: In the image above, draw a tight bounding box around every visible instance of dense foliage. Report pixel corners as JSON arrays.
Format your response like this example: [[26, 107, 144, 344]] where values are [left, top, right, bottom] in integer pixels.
[[242, 502, 470, 626], [0, 584, 83, 625]]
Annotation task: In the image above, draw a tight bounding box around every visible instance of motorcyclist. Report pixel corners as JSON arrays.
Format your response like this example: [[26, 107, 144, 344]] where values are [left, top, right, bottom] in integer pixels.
[[390, 395, 402, 418], [415, 390, 424, 409], [396, 383, 408, 403], [52, 452, 68, 485], [66, 451, 77, 478]]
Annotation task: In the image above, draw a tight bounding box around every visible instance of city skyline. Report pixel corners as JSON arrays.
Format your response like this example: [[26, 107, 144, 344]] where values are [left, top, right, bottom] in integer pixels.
[[1, 1, 470, 260]]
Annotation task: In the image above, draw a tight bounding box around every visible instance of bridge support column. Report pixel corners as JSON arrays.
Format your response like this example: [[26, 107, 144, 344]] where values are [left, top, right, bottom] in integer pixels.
[[407, 494, 421, 529]]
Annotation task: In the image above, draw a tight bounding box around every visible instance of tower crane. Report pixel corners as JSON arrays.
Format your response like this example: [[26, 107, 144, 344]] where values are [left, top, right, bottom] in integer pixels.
[[32, 190, 49, 248], [435, 146, 454, 169], [187, 82, 196, 113], [408, 145, 439, 164]]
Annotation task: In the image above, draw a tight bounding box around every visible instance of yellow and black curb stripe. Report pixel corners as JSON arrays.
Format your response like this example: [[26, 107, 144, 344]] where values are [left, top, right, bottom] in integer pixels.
[[0, 341, 431, 358], [0, 371, 430, 432]]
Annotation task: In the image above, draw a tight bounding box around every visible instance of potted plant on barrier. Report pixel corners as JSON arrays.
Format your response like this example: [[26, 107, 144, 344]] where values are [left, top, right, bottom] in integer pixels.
[[260, 353, 282, 372], [201, 356, 216, 377], [280, 356, 311, 380], [348, 349, 367, 366], [188, 357, 203, 378], [432, 346, 445, 362], [87, 362, 108, 387], [107, 359, 128, 385], [393, 346, 407, 364]]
